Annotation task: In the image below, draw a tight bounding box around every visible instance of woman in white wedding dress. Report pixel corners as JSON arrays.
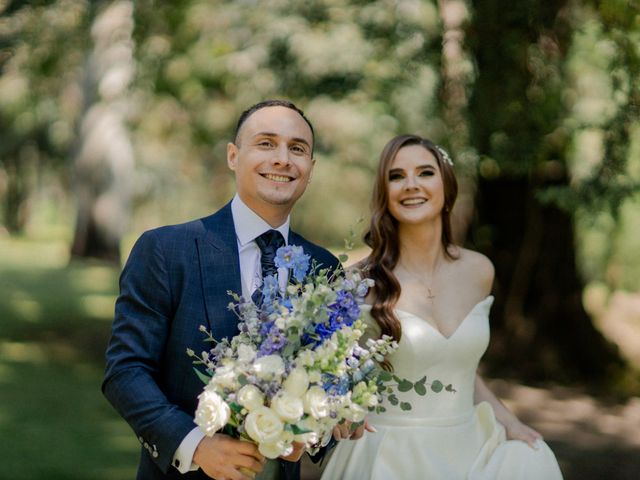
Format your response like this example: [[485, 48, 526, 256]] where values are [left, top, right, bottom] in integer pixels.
[[321, 135, 562, 480]]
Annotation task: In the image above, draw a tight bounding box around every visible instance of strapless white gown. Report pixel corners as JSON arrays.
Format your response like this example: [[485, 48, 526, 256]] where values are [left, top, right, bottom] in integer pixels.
[[321, 297, 563, 479]]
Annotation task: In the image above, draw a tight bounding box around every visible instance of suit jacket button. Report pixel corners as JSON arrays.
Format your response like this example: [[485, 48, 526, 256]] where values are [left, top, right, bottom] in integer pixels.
[[152, 451, 159, 458], [138, 436, 144, 444]]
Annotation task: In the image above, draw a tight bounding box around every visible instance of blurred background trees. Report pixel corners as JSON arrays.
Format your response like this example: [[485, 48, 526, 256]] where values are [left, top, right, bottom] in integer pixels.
[[1, 0, 639, 384]]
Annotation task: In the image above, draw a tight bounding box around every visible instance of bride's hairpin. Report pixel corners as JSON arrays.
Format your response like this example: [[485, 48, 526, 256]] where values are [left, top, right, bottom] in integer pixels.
[[435, 145, 454, 166]]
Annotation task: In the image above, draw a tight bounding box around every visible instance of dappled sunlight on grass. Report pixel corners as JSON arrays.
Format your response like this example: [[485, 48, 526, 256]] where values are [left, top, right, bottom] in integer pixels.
[[0, 235, 70, 269], [7, 294, 43, 323], [0, 235, 137, 477], [0, 359, 138, 479], [0, 341, 48, 363], [79, 294, 118, 320]]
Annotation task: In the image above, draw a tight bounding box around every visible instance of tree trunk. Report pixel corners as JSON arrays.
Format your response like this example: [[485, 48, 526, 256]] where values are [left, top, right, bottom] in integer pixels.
[[467, 0, 626, 384], [475, 175, 625, 383], [70, 1, 135, 265], [3, 157, 29, 233]]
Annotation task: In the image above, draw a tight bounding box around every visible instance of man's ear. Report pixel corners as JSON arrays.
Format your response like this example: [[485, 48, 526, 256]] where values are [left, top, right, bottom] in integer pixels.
[[308, 158, 316, 183], [227, 142, 238, 171]]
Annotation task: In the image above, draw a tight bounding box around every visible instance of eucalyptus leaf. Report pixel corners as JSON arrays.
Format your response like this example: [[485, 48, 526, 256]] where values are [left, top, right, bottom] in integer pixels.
[[414, 382, 427, 396], [388, 394, 399, 405], [400, 402, 412, 411], [289, 424, 314, 435], [398, 379, 413, 392], [193, 367, 212, 385], [431, 380, 444, 393]]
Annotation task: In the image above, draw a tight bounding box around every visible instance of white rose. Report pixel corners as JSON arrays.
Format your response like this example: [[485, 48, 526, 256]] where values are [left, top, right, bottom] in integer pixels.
[[211, 364, 239, 390], [304, 386, 330, 419], [252, 355, 285, 380], [293, 415, 321, 445], [237, 344, 257, 364], [195, 390, 230, 436], [245, 406, 284, 445], [283, 368, 309, 398], [236, 384, 265, 411], [258, 431, 294, 459], [271, 391, 304, 423]]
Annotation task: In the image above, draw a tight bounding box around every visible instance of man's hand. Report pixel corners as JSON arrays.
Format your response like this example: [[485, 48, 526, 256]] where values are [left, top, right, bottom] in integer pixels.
[[332, 419, 376, 441], [193, 434, 265, 480], [279, 441, 306, 462]]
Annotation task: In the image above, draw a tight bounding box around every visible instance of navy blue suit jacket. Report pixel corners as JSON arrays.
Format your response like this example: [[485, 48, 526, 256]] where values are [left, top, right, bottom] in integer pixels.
[[103, 202, 339, 479]]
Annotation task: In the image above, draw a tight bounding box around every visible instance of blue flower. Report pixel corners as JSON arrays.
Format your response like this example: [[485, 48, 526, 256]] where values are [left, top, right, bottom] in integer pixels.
[[323, 374, 350, 395], [258, 323, 287, 356], [327, 291, 360, 327], [275, 245, 310, 281], [261, 274, 279, 307]]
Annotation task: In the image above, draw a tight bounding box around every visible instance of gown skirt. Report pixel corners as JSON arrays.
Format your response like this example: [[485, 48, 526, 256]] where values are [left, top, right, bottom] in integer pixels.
[[321, 297, 563, 480]]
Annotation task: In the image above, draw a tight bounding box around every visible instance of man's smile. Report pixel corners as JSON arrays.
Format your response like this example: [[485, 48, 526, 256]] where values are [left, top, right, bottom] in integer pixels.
[[261, 173, 295, 183]]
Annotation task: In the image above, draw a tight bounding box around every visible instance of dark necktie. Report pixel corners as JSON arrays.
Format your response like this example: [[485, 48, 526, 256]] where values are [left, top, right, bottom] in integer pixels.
[[251, 229, 286, 305]]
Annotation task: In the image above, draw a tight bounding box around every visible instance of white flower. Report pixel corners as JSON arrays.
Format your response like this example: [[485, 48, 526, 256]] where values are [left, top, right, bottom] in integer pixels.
[[283, 368, 309, 398], [293, 416, 321, 445], [339, 397, 368, 423], [236, 384, 265, 411], [237, 344, 257, 364], [245, 406, 285, 449], [308, 370, 322, 384], [304, 386, 330, 419], [297, 350, 315, 367], [275, 317, 287, 330], [271, 391, 304, 423], [252, 355, 285, 380], [210, 364, 239, 390], [195, 390, 230, 436], [258, 431, 294, 459]]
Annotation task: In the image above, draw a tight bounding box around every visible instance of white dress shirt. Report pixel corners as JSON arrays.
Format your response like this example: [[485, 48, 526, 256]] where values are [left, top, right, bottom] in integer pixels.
[[172, 194, 290, 473]]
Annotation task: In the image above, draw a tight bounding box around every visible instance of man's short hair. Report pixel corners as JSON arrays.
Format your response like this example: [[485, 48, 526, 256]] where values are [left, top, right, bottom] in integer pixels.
[[233, 99, 315, 154]]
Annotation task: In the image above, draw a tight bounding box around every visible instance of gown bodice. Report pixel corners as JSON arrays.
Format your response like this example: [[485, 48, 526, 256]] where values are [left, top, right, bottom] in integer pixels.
[[362, 296, 493, 421]]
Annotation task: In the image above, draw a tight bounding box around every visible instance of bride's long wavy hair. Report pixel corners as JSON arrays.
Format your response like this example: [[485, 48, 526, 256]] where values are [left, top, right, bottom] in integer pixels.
[[362, 134, 459, 346]]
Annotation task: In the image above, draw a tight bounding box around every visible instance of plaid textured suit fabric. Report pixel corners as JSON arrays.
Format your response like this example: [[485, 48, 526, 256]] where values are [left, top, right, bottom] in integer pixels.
[[103, 202, 340, 480]]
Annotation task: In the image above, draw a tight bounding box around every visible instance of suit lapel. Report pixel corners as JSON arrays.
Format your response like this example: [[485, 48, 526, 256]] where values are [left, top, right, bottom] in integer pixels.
[[196, 203, 243, 339]]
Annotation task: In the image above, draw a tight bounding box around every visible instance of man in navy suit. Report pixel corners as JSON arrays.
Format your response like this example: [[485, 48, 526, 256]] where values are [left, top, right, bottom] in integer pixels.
[[103, 100, 339, 480]]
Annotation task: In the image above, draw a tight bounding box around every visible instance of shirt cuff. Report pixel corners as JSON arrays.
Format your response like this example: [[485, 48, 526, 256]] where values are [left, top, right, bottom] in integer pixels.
[[172, 427, 206, 473]]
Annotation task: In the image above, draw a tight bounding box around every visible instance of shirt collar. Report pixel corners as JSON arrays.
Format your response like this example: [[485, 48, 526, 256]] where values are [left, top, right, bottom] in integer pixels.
[[231, 194, 290, 247]]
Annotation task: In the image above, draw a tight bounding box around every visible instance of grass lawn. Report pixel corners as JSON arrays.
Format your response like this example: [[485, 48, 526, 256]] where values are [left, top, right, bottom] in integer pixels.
[[0, 233, 139, 479]]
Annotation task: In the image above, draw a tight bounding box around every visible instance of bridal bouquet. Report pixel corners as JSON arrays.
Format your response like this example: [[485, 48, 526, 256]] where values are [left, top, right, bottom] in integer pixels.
[[188, 245, 431, 459]]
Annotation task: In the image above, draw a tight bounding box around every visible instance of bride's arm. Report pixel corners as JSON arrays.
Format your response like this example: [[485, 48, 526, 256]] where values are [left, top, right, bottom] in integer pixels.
[[474, 374, 542, 448]]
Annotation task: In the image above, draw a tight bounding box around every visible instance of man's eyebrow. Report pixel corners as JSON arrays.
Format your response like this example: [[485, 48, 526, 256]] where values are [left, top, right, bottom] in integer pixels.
[[254, 132, 311, 148]]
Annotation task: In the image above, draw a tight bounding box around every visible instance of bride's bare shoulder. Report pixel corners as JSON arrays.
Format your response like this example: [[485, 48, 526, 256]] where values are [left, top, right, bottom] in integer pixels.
[[452, 248, 494, 290]]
